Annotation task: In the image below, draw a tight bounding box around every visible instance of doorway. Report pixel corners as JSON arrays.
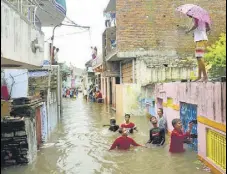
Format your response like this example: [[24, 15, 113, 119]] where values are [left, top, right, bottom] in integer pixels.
[[180, 102, 198, 152], [157, 98, 163, 109], [116, 77, 120, 84]]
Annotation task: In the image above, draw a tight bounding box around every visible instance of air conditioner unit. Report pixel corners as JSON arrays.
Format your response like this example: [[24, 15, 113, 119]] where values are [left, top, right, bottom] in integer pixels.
[[31, 38, 44, 53]]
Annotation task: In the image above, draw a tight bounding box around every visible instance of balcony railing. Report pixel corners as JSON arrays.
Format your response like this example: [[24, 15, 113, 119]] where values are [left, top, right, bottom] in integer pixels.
[[92, 56, 103, 68], [4, 0, 41, 30], [104, 12, 116, 28]]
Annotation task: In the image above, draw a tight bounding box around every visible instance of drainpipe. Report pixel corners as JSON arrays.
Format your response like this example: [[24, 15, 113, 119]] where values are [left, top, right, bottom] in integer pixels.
[[132, 58, 135, 83], [47, 24, 61, 125], [120, 61, 122, 84], [57, 66, 61, 119]]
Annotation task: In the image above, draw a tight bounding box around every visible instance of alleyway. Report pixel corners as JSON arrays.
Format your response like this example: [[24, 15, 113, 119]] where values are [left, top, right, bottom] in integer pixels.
[[2, 95, 210, 174]]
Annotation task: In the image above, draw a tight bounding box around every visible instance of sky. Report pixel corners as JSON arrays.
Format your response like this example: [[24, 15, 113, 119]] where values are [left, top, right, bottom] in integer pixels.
[[42, 0, 109, 69]]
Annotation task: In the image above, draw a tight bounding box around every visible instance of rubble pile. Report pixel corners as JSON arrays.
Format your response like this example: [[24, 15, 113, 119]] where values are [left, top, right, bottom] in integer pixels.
[[1, 117, 29, 166]]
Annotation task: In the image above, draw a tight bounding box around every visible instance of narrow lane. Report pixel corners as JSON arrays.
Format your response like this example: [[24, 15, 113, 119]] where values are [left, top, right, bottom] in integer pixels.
[[2, 95, 209, 174]]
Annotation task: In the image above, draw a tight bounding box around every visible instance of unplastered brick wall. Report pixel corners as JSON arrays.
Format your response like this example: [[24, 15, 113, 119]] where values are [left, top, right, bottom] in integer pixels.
[[116, 0, 226, 58]]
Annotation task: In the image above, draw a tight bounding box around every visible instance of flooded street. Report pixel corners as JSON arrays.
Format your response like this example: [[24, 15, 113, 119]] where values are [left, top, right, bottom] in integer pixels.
[[2, 95, 210, 174]]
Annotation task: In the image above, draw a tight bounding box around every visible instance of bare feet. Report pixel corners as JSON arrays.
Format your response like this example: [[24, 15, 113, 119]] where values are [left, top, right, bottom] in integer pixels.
[[192, 77, 201, 82], [198, 77, 208, 82]]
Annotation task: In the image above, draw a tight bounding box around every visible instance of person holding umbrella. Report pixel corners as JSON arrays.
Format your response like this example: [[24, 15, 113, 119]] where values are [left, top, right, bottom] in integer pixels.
[[176, 4, 211, 82]]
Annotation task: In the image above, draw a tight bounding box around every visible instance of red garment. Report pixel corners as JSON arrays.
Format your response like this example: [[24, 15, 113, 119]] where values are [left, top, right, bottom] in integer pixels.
[[97, 92, 102, 99], [1, 85, 9, 101], [120, 122, 135, 129], [109, 136, 141, 150], [169, 129, 190, 153]]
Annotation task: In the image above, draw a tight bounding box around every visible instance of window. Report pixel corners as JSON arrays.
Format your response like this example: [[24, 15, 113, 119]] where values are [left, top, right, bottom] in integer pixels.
[[167, 97, 173, 107], [152, 101, 155, 107], [206, 129, 226, 170]]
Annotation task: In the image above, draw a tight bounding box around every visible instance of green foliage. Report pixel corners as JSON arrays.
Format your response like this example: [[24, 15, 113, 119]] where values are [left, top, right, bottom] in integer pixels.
[[204, 33, 226, 78]]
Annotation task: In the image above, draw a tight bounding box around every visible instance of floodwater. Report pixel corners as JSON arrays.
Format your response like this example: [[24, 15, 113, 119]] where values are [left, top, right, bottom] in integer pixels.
[[2, 95, 210, 174]]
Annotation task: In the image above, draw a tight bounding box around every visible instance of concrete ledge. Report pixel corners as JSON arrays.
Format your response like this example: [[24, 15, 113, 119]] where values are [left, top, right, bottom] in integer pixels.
[[198, 116, 226, 133], [198, 155, 224, 174], [163, 102, 180, 111], [117, 50, 177, 58]]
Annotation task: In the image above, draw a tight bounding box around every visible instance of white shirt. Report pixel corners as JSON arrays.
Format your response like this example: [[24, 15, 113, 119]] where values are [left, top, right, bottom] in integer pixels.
[[193, 19, 208, 42], [105, 13, 111, 20], [83, 90, 87, 95]]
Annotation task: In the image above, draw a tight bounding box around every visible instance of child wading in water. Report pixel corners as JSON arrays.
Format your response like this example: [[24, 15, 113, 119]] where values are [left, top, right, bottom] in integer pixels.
[[169, 119, 193, 153]]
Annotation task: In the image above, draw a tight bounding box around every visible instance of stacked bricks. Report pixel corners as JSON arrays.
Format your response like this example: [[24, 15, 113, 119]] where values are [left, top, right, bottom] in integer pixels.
[[1, 118, 29, 166], [116, 0, 226, 57]]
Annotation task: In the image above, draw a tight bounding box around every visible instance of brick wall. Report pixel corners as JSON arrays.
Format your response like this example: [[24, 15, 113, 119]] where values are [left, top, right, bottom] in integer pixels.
[[116, 0, 226, 58], [1, 117, 37, 166], [121, 60, 133, 83]]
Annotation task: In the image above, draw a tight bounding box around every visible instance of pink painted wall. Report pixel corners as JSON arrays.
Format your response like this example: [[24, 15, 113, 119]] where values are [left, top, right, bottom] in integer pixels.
[[155, 82, 226, 125], [154, 82, 226, 173]]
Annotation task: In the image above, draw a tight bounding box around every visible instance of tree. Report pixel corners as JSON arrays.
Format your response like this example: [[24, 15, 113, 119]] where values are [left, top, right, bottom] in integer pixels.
[[204, 33, 226, 78]]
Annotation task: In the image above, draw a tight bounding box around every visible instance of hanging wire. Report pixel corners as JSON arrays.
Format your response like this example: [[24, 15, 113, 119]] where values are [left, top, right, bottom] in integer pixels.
[[44, 30, 89, 42], [89, 28, 93, 47]]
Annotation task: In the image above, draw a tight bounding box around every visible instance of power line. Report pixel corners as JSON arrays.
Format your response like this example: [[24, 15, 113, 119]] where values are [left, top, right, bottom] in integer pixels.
[[32, 0, 90, 29], [44, 30, 89, 42]]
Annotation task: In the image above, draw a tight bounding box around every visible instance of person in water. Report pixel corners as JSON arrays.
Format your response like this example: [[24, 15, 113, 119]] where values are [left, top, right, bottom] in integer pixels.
[[119, 114, 137, 134], [109, 128, 142, 150], [146, 116, 165, 146], [169, 118, 193, 153], [109, 118, 119, 132], [157, 108, 167, 132]]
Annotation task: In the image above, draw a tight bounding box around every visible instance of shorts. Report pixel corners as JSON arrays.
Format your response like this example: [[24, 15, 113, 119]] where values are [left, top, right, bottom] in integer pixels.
[[195, 40, 207, 58]]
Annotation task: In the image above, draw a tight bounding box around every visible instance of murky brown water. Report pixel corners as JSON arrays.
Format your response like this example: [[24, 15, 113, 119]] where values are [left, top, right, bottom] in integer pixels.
[[2, 95, 210, 174]]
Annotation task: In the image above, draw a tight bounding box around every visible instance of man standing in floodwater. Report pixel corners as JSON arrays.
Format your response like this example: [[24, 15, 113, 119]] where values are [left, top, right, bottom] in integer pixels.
[[169, 119, 193, 153], [157, 108, 167, 132], [146, 116, 165, 146], [119, 114, 137, 134], [109, 128, 142, 150]]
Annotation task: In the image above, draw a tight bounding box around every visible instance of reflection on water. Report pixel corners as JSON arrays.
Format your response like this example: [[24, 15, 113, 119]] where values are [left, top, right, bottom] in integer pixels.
[[1, 96, 209, 174]]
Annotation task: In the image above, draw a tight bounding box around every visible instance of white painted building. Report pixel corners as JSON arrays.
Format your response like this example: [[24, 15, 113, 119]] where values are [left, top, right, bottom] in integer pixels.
[[1, 0, 66, 69]]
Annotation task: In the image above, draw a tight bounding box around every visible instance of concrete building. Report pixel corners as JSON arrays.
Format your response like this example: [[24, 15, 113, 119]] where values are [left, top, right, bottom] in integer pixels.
[[91, 54, 105, 98], [1, 0, 66, 68], [83, 59, 95, 91], [103, 0, 226, 98], [69, 64, 83, 89]]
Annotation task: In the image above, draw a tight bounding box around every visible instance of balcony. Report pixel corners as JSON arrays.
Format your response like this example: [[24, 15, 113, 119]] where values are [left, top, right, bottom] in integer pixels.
[[92, 55, 103, 72], [103, 61, 120, 77], [104, 0, 116, 28], [102, 26, 120, 62], [35, 0, 66, 26], [1, 0, 45, 68]]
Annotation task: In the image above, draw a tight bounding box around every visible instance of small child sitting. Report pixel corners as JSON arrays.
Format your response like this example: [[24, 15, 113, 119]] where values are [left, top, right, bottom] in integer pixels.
[[169, 118, 193, 153]]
